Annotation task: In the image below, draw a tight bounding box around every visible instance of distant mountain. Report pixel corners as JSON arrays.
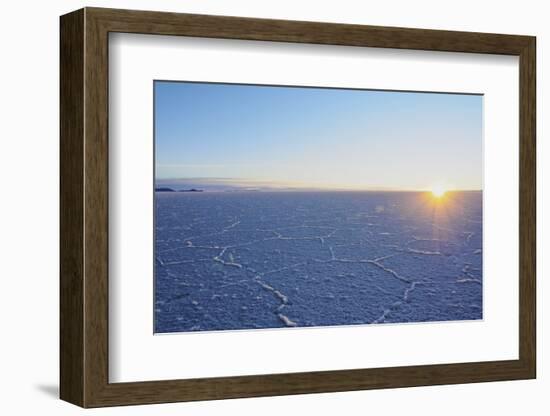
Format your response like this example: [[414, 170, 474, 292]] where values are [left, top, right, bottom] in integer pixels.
[[155, 187, 204, 193]]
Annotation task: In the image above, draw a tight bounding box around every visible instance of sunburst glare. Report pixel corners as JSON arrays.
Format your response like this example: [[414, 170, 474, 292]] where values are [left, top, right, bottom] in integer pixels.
[[430, 184, 447, 198]]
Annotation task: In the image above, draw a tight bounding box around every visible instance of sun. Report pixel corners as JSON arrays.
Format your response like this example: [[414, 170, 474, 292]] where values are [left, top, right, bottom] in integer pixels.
[[430, 184, 447, 198]]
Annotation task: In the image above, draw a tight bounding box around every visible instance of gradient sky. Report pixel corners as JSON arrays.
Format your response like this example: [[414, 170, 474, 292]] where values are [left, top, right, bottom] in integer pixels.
[[155, 81, 482, 191]]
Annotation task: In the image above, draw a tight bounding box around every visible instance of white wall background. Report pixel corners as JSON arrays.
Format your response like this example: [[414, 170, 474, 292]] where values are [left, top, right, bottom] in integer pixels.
[[0, 0, 545, 414]]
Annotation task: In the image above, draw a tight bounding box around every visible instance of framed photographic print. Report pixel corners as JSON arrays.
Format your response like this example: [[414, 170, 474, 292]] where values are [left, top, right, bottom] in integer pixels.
[[60, 7, 536, 408]]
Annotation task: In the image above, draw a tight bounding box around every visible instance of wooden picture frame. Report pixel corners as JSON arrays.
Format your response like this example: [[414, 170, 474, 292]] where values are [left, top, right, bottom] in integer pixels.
[[60, 7, 536, 408]]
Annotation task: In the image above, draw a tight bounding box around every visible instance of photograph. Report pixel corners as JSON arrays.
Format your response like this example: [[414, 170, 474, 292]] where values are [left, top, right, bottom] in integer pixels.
[[53, 5, 538, 409], [153, 81, 483, 333]]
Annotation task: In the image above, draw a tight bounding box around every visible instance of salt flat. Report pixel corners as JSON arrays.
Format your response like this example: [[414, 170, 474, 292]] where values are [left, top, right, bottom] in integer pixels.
[[154, 191, 482, 333]]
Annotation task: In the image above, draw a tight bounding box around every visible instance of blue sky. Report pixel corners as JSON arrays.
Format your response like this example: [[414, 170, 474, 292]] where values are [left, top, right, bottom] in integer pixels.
[[155, 81, 482, 191]]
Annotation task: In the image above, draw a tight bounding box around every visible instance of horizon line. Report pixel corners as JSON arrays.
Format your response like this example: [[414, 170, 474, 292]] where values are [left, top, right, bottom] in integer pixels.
[[155, 188, 483, 193], [155, 178, 481, 193]]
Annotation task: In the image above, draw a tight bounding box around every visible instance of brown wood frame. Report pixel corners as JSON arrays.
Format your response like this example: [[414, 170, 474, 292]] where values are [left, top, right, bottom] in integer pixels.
[[60, 7, 536, 408]]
